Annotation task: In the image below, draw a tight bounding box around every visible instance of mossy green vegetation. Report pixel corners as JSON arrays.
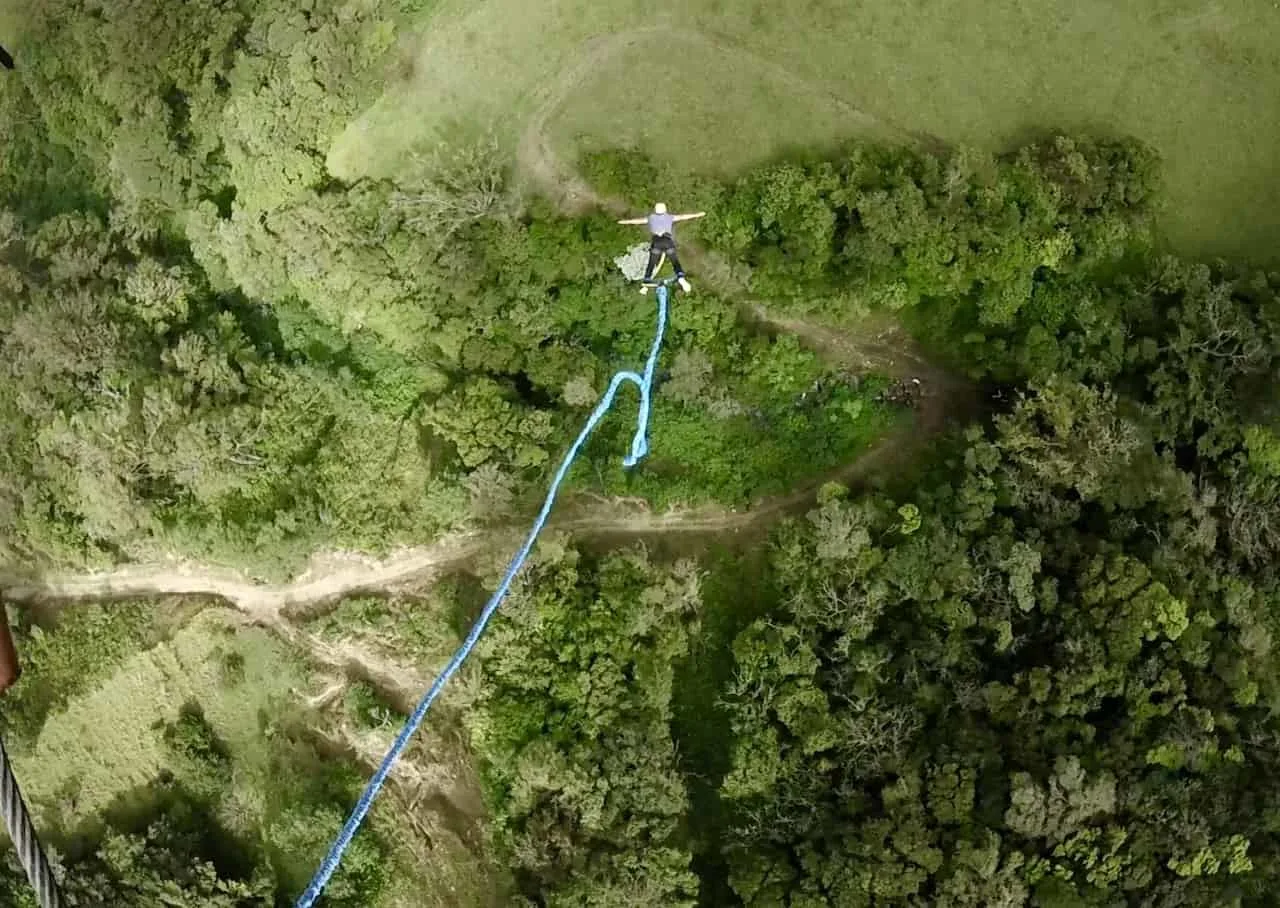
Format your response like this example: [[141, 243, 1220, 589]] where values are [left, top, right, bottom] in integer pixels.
[[4, 0, 1280, 905], [333, 0, 1280, 263], [0, 602, 159, 746]]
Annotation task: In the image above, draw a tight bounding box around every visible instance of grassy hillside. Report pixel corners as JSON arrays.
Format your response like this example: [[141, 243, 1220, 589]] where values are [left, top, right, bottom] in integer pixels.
[[3, 602, 498, 905], [14, 611, 303, 820], [330, 0, 1280, 262]]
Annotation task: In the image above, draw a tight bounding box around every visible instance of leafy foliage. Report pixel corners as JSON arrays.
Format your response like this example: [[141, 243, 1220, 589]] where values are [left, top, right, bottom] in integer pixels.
[[388, 134, 512, 244], [585, 138, 1159, 382], [9, 0, 1280, 903], [707, 382, 1280, 905], [466, 547, 702, 906], [579, 134, 1280, 907]]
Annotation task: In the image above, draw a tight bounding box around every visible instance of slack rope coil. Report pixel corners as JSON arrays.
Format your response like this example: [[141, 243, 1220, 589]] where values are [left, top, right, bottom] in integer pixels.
[[297, 282, 671, 907]]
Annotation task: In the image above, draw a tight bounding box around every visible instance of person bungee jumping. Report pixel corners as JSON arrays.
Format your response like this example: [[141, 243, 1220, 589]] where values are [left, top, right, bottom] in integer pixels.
[[617, 202, 705, 293]]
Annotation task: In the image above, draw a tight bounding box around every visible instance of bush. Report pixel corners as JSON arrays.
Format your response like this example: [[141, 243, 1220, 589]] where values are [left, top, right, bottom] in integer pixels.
[[466, 547, 702, 905], [159, 701, 232, 793]]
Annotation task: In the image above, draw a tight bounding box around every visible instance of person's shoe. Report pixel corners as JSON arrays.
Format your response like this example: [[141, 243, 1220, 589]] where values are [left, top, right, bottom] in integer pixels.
[[639, 284, 650, 295], [678, 277, 692, 293]]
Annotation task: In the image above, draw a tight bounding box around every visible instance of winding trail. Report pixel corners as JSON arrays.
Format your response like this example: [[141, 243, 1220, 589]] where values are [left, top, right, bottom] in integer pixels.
[[0, 403, 957, 617], [1, 366, 971, 625], [0, 536, 489, 623]]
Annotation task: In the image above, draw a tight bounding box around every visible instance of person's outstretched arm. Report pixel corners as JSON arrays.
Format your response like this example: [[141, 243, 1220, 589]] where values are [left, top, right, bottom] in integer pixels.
[[672, 211, 706, 222], [616, 217, 648, 225]]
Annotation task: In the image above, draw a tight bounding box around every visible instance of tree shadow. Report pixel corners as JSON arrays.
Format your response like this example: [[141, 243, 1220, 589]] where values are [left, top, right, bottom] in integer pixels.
[[50, 770, 262, 885]]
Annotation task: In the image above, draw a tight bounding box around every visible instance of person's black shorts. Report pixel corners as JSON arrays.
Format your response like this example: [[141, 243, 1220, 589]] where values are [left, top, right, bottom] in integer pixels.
[[649, 233, 676, 254]]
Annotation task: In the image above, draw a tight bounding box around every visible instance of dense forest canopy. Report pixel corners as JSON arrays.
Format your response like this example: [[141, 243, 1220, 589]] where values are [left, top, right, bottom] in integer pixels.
[[487, 145, 1280, 907], [2, 1, 1280, 907]]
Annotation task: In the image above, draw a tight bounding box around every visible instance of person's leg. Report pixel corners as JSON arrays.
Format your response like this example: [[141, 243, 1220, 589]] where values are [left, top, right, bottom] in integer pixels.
[[668, 247, 692, 292], [643, 242, 664, 281]]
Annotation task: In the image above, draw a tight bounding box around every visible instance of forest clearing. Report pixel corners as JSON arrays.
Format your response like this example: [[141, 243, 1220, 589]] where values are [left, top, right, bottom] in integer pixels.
[[0, 0, 1279, 906]]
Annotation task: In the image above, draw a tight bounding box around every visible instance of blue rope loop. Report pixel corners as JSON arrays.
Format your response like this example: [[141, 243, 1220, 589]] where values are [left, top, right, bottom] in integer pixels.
[[296, 282, 672, 907]]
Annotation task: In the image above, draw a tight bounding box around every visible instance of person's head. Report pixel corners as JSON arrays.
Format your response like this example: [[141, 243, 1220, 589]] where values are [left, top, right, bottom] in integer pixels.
[[653, 202, 667, 214]]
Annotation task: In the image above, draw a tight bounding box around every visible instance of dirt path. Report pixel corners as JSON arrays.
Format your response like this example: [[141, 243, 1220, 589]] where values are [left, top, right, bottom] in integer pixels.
[[0, 535, 488, 623], [1, 359, 969, 623], [0, 412, 936, 615], [5, 374, 971, 626]]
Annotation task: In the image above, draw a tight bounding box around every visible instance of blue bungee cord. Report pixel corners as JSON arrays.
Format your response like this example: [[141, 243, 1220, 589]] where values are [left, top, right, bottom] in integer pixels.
[[296, 281, 671, 906]]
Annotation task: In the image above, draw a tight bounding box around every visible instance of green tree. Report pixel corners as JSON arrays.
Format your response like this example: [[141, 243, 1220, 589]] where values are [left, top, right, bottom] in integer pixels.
[[467, 547, 702, 906]]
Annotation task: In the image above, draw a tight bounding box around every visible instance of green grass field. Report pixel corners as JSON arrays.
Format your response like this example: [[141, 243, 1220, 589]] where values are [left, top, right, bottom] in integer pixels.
[[14, 611, 306, 824], [331, 0, 1280, 263], [11, 605, 496, 905]]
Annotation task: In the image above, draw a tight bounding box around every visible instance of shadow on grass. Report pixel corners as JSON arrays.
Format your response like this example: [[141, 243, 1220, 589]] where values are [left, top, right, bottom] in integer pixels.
[[51, 770, 261, 884]]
